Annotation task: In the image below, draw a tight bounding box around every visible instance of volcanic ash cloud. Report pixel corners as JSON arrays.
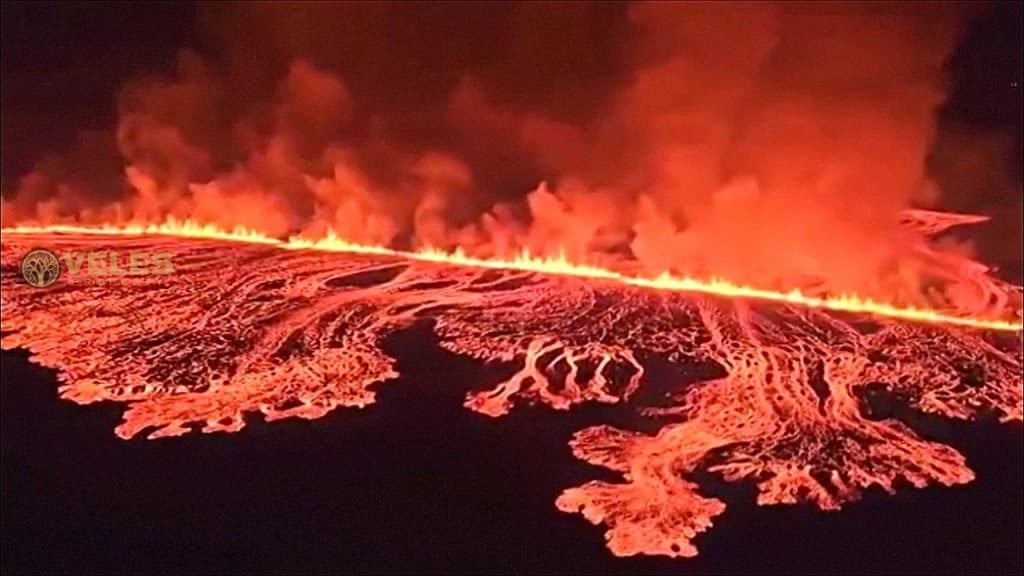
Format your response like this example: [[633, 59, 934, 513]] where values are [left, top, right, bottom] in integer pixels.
[[2, 2, 1000, 307]]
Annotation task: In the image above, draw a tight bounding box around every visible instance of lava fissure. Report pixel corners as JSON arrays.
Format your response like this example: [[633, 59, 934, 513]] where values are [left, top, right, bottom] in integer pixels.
[[3, 221, 1020, 332]]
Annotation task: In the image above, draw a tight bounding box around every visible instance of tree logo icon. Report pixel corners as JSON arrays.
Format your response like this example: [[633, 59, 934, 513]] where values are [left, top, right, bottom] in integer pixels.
[[20, 248, 61, 288]]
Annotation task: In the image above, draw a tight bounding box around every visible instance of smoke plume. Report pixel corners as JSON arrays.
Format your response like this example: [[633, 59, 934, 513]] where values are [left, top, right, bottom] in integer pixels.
[[4, 1, 1008, 305]]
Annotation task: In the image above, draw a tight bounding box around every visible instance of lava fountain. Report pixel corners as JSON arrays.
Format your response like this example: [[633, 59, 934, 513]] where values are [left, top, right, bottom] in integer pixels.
[[1, 225, 1022, 558]]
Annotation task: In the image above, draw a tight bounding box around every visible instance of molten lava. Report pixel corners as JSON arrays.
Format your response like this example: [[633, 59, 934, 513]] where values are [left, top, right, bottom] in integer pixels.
[[3, 220, 1020, 332], [1, 226, 1022, 559]]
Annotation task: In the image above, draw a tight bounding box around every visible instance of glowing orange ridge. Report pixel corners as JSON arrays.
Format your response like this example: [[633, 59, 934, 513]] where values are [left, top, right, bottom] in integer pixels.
[[3, 220, 1021, 333]]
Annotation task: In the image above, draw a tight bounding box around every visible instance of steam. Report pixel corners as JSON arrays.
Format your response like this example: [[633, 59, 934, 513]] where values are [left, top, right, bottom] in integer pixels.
[[2, 2, 1002, 304]]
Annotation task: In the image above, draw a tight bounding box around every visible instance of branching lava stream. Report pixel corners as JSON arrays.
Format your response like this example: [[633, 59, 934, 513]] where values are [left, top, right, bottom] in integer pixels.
[[1, 230, 1021, 558]]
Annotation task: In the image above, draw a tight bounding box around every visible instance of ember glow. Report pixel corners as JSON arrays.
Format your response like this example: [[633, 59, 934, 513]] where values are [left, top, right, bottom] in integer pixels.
[[3, 221, 1021, 332]]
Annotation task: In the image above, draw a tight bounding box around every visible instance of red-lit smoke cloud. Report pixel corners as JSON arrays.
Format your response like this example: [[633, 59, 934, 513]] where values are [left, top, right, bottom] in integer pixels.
[[3, 2, 1000, 304]]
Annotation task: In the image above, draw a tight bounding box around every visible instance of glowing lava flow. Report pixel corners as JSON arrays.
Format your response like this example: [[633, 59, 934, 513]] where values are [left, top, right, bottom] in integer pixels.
[[2, 220, 1020, 332], [1, 229, 1021, 559], [2, 218, 280, 245]]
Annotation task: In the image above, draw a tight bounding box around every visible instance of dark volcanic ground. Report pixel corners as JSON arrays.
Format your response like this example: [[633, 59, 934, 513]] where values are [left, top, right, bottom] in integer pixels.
[[2, 321, 1022, 575]]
